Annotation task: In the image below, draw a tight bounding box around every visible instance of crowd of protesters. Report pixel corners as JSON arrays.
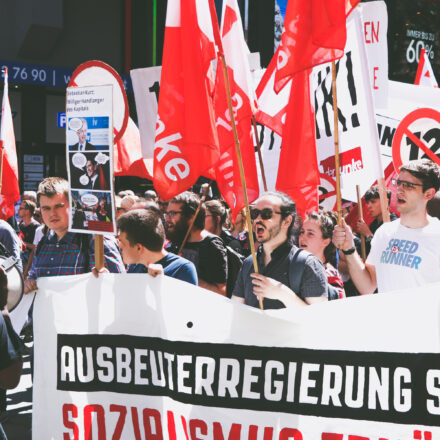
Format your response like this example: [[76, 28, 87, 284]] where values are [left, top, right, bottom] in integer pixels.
[[0, 158, 440, 437]]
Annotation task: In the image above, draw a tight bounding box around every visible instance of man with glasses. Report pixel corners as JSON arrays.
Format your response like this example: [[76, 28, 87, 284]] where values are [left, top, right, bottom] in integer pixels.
[[231, 191, 328, 308], [333, 159, 440, 293], [164, 191, 228, 295]]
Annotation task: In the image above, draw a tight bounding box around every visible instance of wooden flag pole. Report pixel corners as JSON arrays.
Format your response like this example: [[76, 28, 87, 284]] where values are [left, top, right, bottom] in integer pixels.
[[178, 194, 207, 256], [209, 0, 261, 309], [251, 116, 268, 192], [219, 55, 261, 309], [378, 178, 390, 223], [356, 185, 367, 261], [331, 61, 343, 227], [94, 235, 105, 271]]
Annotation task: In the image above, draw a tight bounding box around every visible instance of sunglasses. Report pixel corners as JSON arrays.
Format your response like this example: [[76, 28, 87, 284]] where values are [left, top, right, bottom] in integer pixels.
[[250, 207, 282, 220], [391, 178, 424, 191]]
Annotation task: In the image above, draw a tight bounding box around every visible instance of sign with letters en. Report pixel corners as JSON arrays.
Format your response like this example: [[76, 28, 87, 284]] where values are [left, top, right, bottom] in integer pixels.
[[65, 85, 115, 234], [33, 273, 440, 439]]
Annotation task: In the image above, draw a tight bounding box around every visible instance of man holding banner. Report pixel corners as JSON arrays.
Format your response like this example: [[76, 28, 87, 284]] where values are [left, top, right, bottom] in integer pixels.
[[24, 177, 125, 293], [334, 159, 440, 294]]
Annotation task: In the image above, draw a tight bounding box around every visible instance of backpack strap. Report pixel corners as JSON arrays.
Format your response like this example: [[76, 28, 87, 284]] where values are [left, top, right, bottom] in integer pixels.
[[288, 247, 313, 294]]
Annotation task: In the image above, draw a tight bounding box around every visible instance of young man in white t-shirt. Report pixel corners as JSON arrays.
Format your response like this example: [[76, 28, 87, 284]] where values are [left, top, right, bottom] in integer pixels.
[[333, 159, 440, 294]]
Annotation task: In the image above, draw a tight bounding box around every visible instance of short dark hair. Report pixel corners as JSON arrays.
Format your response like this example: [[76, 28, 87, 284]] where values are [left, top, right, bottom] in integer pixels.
[[21, 199, 36, 215], [306, 211, 337, 263], [170, 191, 205, 230], [117, 208, 164, 252], [37, 177, 69, 205], [364, 185, 391, 203], [205, 199, 227, 227], [258, 191, 297, 237], [400, 159, 440, 192]]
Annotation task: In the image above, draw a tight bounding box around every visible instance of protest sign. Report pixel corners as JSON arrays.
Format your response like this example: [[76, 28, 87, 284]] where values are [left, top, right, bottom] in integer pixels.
[[33, 273, 440, 438], [313, 9, 383, 203], [359, 1, 388, 108], [66, 85, 116, 234]]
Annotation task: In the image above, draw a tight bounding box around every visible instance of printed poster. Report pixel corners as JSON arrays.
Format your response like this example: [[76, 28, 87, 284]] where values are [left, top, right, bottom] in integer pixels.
[[65, 85, 115, 234]]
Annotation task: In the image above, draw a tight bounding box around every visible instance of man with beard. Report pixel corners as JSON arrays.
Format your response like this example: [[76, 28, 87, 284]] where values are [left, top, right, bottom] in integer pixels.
[[165, 192, 228, 296], [231, 191, 328, 309]]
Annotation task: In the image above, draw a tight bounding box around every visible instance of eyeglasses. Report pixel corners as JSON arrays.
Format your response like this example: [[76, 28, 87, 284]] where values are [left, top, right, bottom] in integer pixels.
[[391, 178, 424, 191], [164, 211, 183, 218], [250, 207, 282, 220]]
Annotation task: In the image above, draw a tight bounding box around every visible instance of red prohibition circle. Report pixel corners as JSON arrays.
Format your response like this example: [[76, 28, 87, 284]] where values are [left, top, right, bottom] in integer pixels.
[[318, 173, 337, 211], [391, 107, 440, 172], [68, 60, 129, 144]]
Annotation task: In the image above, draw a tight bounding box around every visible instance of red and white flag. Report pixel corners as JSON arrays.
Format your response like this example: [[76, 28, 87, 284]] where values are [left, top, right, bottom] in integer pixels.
[[114, 117, 152, 180], [153, 0, 220, 200], [255, 48, 291, 137], [0, 68, 20, 220], [414, 48, 439, 88], [213, 0, 259, 219]]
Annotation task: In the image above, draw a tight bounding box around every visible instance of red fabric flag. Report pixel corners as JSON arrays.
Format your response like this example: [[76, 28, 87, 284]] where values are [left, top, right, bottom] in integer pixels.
[[114, 117, 152, 180], [0, 68, 20, 220], [273, 0, 359, 216], [213, 0, 259, 220], [275, 0, 359, 92], [153, 0, 220, 200], [276, 69, 319, 217]]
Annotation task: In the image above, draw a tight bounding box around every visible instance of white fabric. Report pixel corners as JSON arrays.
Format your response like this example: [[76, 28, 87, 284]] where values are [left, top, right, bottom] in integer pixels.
[[33, 273, 440, 438], [366, 216, 440, 293]]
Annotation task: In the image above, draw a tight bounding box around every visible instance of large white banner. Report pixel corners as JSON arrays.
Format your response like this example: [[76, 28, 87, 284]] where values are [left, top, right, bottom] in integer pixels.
[[33, 274, 440, 439]]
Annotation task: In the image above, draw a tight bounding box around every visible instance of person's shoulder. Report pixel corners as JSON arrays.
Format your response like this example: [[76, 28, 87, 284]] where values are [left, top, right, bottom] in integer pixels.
[[375, 217, 401, 235], [202, 233, 225, 248]]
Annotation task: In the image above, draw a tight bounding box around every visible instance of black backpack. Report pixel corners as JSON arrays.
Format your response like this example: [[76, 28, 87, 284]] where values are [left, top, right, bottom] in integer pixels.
[[225, 244, 245, 298]]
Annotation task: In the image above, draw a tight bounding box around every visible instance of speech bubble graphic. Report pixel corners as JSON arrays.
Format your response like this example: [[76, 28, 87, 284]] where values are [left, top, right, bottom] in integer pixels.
[[81, 193, 98, 207], [79, 175, 89, 186], [72, 153, 87, 170], [69, 117, 83, 131], [95, 152, 109, 165]]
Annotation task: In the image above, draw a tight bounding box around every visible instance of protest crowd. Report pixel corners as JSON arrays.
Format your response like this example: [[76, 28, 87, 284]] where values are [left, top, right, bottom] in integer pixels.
[[2, 0, 440, 438]]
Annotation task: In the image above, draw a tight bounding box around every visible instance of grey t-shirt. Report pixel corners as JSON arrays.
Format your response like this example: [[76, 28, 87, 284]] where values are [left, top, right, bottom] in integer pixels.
[[233, 241, 327, 309]]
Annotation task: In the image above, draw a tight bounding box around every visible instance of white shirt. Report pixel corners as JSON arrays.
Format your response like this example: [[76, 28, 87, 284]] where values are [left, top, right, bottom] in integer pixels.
[[366, 216, 440, 293]]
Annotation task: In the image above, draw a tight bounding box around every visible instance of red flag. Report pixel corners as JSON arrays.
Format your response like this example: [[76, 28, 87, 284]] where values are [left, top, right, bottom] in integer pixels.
[[276, 69, 319, 216], [275, 0, 359, 92], [414, 48, 439, 88], [114, 117, 152, 180], [0, 68, 20, 220], [153, 0, 220, 200], [255, 47, 291, 137], [213, 0, 259, 220], [273, 0, 359, 216]]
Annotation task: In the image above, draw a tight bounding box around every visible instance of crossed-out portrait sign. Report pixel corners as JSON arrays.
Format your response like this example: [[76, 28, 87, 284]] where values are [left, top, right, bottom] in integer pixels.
[[392, 108, 440, 171], [65, 85, 115, 234]]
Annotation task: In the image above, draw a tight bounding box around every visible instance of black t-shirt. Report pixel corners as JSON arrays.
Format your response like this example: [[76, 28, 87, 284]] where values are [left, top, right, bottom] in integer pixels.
[[19, 220, 40, 244], [168, 234, 228, 285], [233, 241, 327, 309]]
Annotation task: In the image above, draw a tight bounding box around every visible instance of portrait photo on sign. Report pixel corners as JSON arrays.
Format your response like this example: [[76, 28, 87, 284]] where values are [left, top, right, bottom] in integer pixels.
[[69, 151, 111, 191], [67, 116, 110, 151], [70, 190, 113, 232]]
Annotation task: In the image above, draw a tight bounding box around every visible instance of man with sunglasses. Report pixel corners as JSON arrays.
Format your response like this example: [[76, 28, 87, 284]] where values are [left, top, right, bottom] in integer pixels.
[[164, 192, 228, 296], [232, 191, 328, 308], [333, 159, 440, 294]]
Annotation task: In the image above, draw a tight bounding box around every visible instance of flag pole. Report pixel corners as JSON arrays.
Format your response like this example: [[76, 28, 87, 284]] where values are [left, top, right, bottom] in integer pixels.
[[209, 0, 262, 309], [378, 179, 390, 223], [251, 116, 268, 192], [356, 185, 366, 261], [94, 235, 105, 270], [331, 61, 342, 227]]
